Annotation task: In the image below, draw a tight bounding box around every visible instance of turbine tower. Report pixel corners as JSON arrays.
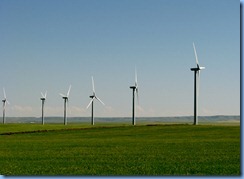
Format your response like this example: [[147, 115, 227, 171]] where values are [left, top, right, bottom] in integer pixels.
[[190, 43, 205, 125], [130, 68, 139, 125], [59, 85, 71, 125], [40, 91, 47, 125], [2, 88, 10, 124], [86, 76, 105, 125]]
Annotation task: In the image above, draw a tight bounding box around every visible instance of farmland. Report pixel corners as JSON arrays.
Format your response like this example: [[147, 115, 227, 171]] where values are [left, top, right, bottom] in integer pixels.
[[0, 123, 240, 176]]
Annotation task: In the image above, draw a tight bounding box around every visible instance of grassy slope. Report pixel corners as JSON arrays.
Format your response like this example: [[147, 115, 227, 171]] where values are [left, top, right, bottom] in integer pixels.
[[0, 124, 240, 176]]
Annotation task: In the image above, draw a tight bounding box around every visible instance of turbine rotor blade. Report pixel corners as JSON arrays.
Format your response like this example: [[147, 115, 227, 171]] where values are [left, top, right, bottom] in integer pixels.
[[135, 67, 138, 86], [44, 91, 47, 98], [197, 70, 200, 98], [41, 92, 45, 98], [135, 68, 139, 104], [6, 100, 10, 105], [59, 93, 66, 98], [95, 96, 105, 106], [136, 88, 139, 104], [92, 76, 95, 93], [193, 42, 199, 67], [67, 98, 71, 116], [67, 85, 71, 97], [86, 98, 94, 109], [3, 88, 6, 99]]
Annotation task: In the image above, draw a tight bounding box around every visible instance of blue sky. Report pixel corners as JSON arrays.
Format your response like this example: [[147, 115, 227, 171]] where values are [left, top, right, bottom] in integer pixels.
[[0, 0, 240, 117]]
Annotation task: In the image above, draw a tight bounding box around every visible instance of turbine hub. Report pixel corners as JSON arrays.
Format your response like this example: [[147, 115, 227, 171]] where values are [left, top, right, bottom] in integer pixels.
[[190, 67, 199, 71]]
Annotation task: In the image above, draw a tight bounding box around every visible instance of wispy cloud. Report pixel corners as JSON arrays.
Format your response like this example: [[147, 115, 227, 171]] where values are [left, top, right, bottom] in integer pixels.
[[45, 106, 86, 117], [201, 108, 220, 116], [101, 106, 125, 117], [7, 105, 87, 117], [136, 105, 157, 117], [10, 105, 35, 117]]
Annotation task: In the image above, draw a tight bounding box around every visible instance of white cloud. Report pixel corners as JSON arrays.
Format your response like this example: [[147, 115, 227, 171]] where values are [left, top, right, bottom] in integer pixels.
[[45, 106, 86, 117], [136, 105, 157, 117], [10, 105, 35, 117], [101, 106, 125, 117], [201, 107, 220, 116], [7, 105, 87, 117]]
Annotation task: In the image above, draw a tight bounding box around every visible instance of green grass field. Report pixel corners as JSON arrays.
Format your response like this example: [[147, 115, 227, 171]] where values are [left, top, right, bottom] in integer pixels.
[[0, 123, 240, 176]]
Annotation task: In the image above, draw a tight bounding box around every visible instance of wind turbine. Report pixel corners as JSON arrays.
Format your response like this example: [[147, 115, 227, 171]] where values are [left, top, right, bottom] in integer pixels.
[[190, 43, 205, 125], [40, 91, 47, 125], [59, 85, 71, 125], [129, 68, 139, 125], [86, 76, 105, 125], [2, 88, 10, 124]]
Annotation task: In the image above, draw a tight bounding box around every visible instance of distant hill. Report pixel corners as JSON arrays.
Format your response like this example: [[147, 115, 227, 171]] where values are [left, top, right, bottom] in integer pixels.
[[1, 115, 240, 124]]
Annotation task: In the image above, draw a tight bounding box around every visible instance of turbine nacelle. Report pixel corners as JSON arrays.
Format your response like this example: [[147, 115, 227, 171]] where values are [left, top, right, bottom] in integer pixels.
[[191, 66, 205, 71], [130, 86, 137, 90], [40, 91, 47, 101], [2, 88, 10, 105], [86, 76, 105, 109], [59, 85, 71, 99], [190, 67, 205, 71]]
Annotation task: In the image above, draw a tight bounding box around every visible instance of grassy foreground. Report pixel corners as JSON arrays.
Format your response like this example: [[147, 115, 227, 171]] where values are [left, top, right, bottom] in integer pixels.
[[0, 123, 240, 176]]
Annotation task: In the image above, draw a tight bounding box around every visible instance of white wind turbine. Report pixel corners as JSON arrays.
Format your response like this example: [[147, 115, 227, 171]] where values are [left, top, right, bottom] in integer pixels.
[[190, 43, 205, 125], [40, 91, 47, 125], [129, 68, 139, 125], [86, 76, 105, 125], [2, 88, 10, 124], [59, 85, 71, 125]]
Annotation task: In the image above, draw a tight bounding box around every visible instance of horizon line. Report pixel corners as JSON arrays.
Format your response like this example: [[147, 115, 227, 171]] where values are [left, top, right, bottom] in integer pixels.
[[3, 115, 240, 118]]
